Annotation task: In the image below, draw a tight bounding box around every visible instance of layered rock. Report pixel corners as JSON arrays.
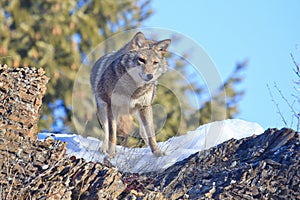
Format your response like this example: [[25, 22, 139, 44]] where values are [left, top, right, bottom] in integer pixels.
[[1, 127, 298, 199], [0, 65, 299, 199], [0, 64, 49, 139], [0, 134, 164, 199], [147, 128, 300, 199]]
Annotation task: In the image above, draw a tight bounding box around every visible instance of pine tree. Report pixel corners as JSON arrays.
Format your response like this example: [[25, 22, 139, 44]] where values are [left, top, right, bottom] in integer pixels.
[[196, 61, 247, 125], [0, 0, 247, 145], [0, 0, 153, 131]]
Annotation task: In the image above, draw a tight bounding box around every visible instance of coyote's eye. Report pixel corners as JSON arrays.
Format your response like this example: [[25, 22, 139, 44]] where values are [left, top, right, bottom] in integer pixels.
[[153, 61, 159, 65], [138, 57, 146, 64]]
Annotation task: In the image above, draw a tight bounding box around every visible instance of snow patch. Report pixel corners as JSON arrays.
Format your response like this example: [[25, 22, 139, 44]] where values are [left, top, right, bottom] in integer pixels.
[[38, 119, 264, 173]]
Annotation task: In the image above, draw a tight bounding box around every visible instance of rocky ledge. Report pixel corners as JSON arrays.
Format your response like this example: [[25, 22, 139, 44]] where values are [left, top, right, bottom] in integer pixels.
[[149, 128, 299, 199], [0, 64, 48, 140], [0, 128, 299, 199], [0, 65, 299, 199]]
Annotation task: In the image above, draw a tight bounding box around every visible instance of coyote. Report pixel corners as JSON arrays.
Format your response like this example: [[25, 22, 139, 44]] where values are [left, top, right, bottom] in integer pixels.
[[90, 32, 171, 157]]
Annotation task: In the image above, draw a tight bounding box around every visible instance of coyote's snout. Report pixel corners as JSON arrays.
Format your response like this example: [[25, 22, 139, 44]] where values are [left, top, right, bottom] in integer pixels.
[[90, 32, 171, 157]]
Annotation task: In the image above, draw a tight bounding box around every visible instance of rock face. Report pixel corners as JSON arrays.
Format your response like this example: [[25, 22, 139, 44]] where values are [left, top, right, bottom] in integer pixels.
[[0, 127, 299, 199], [148, 128, 300, 199], [0, 65, 299, 199], [0, 64, 49, 139], [0, 134, 164, 199]]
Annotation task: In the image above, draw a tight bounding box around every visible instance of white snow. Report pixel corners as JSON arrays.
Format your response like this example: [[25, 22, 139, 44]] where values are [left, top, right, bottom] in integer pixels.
[[38, 119, 264, 173]]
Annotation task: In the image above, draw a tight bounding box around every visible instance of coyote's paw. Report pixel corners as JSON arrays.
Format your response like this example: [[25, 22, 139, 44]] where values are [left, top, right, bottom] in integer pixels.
[[100, 144, 108, 154], [153, 149, 166, 157], [108, 148, 116, 158]]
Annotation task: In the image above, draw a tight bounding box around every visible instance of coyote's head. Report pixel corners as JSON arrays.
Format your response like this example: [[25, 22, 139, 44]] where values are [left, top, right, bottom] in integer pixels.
[[121, 32, 171, 83]]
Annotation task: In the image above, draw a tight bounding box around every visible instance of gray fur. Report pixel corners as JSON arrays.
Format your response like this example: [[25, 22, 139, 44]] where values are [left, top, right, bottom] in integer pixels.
[[90, 32, 171, 157]]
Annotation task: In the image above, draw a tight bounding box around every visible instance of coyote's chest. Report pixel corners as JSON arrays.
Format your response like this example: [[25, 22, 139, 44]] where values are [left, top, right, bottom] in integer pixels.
[[130, 84, 155, 110], [111, 83, 155, 114]]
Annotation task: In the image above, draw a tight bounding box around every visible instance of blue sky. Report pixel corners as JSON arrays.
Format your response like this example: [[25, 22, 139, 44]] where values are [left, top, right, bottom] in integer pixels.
[[144, 0, 300, 129]]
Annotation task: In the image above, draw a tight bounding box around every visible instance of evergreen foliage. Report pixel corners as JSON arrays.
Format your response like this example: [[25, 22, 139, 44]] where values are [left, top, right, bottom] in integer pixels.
[[0, 0, 247, 143], [0, 0, 152, 130]]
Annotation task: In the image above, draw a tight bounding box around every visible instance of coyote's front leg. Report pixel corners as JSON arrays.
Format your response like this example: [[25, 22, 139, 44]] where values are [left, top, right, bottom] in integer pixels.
[[107, 106, 117, 157], [96, 105, 109, 154], [139, 106, 165, 157]]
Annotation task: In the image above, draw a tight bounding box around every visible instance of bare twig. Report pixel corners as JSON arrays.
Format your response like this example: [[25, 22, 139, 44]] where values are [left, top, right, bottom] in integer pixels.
[[296, 114, 300, 132], [274, 83, 298, 117], [267, 84, 288, 127], [292, 86, 300, 97], [291, 53, 300, 79], [267, 51, 300, 131], [291, 52, 300, 131], [274, 83, 300, 131]]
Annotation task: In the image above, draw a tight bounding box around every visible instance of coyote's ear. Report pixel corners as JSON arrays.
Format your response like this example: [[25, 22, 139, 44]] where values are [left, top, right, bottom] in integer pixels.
[[153, 39, 171, 57], [129, 32, 146, 50]]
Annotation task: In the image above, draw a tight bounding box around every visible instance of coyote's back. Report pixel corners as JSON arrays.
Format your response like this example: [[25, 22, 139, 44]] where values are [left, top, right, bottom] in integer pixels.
[[90, 32, 171, 157]]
